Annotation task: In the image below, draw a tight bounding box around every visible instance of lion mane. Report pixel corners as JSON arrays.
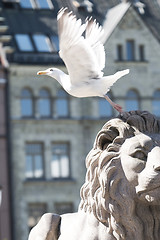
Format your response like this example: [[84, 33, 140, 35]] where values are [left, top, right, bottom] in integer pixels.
[[79, 111, 160, 240]]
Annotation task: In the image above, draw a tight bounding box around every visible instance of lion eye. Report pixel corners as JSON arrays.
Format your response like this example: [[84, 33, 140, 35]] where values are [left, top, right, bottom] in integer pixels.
[[132, 151, 147, 161]]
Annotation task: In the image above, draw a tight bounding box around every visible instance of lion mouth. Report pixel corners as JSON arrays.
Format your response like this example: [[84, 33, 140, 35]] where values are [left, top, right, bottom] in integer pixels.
[[136, 185, 160, 196]]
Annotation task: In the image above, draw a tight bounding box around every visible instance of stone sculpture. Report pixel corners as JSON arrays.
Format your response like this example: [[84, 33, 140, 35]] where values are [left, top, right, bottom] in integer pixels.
[[28, 111, 160, 240]]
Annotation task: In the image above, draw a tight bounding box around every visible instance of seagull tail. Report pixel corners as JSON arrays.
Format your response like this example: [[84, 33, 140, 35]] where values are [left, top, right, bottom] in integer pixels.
[[102, 69, 130, 94], [113, 69, 130, 80], [108, 69, 129, 86]]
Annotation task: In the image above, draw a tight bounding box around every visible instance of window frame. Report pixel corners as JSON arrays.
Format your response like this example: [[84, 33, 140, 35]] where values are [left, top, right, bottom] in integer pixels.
[[25, 142, 45, 180], [28, 202, 47, 232], [19, 0, 35, 9], [15, 34, 34, 52], [21, 88, 34, 118], [55, 89, 70, 118], [117, 44, 123, 61], [51, 142, 71, 179], [139, 44, 145, 61], [36, 0, 54, 9], [54, 202, 74, 215], [126, 39, 135, 61], [20, 0, 54, 9], [125, 89, 140, 111], [38, 88, 52, 118], [32, 34, 52, 52], [98, 92, 113, 118]]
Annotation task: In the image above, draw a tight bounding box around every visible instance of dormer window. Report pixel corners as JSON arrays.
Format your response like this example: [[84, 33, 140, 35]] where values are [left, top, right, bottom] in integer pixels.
[[15, 33, 59, 53], [19, 0, 53, 9], [20, 0, 33, 8], [15, 34, 34, 52], [33, 34, 52, 52], [36, 0, 53, 9]]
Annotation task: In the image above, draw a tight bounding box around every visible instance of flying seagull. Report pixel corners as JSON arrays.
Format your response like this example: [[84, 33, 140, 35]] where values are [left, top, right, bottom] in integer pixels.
[[37, 8, 129, 112]]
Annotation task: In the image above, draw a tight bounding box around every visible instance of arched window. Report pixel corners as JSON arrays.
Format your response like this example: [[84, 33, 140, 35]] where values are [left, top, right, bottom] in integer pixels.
[[56, 89, 69, 117], [125, 89, 139, 111], [152, 90, 160, 117], [21, 88, 33, 117], [38, 89, 51, 117], [99, 92, 113, 118]]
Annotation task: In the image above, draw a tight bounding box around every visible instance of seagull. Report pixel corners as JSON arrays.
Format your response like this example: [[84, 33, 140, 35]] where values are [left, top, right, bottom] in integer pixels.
[[37, 8, 129, 112]]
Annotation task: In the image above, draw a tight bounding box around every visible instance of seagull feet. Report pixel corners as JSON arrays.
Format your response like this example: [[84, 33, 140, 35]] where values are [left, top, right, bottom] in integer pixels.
[[113, 103, 123, 113], [103, 95, 123, 113]]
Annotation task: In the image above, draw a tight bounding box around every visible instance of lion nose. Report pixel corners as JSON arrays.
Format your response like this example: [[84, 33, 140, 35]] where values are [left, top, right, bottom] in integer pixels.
[[148, 146, 160, 172]]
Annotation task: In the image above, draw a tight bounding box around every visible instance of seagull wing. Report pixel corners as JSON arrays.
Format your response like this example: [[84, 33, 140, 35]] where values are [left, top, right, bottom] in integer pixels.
[[85, 18, 105, 72], [57, 8, 105, 84]]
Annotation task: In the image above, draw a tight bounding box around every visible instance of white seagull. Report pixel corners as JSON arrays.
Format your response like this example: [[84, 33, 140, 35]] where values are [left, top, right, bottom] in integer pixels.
[[37, 8, 129, 112]]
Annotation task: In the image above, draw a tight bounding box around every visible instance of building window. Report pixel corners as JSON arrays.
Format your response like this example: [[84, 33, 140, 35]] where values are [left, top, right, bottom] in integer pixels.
[[21, 88, 33, 117], [28, 203, 47, 231], [55, 89, 69, 118], [51, 143, 70, 178], [117, 44, 123, 61], [152, 90, 160, 117], [99, 93, 113, 118], [54, 202, 74, 215], [25, 143, 44, 179], [33, 34, 52, 52], [139, 45, 145, 61], [126, 40, 135, 61], [15, 34, 34, 52], [125, 89, 139, 111], [20, 0, 53, 9], [20, 0, 34, 8], [51, 35, 59, 52], [36, 0, 53, 9], [38, 89, 51, 117]]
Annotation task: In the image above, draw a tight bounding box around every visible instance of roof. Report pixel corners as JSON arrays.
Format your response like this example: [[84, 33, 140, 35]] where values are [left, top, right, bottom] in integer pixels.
[[138, 0, 160, 42], [101, 2, 131, 43], [0, 0, 160, 64]]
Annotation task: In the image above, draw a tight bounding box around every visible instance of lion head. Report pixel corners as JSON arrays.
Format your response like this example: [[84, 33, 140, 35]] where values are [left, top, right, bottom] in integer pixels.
[[79, 111, 160, 240]]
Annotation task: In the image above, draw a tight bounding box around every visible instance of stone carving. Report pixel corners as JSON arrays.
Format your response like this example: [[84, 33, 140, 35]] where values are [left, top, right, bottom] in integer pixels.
[[28, 111, 160, 240]]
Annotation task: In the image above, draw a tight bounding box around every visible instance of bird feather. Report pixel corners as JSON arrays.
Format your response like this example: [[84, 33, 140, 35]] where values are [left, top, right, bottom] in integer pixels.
[[57, 9, 105, 84]]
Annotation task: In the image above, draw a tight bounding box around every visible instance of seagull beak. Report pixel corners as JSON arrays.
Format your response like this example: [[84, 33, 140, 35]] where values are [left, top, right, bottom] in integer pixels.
[[37, 70, 48, 75]]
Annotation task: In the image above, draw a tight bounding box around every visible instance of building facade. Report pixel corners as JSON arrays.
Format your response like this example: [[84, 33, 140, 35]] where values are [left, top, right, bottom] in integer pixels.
[[0, 17, 12, 240], [1, 0, 160, 240]]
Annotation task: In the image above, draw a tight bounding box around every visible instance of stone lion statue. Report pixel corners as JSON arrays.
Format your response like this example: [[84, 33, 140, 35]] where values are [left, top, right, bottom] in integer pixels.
[[28, 111, 160, 240]]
